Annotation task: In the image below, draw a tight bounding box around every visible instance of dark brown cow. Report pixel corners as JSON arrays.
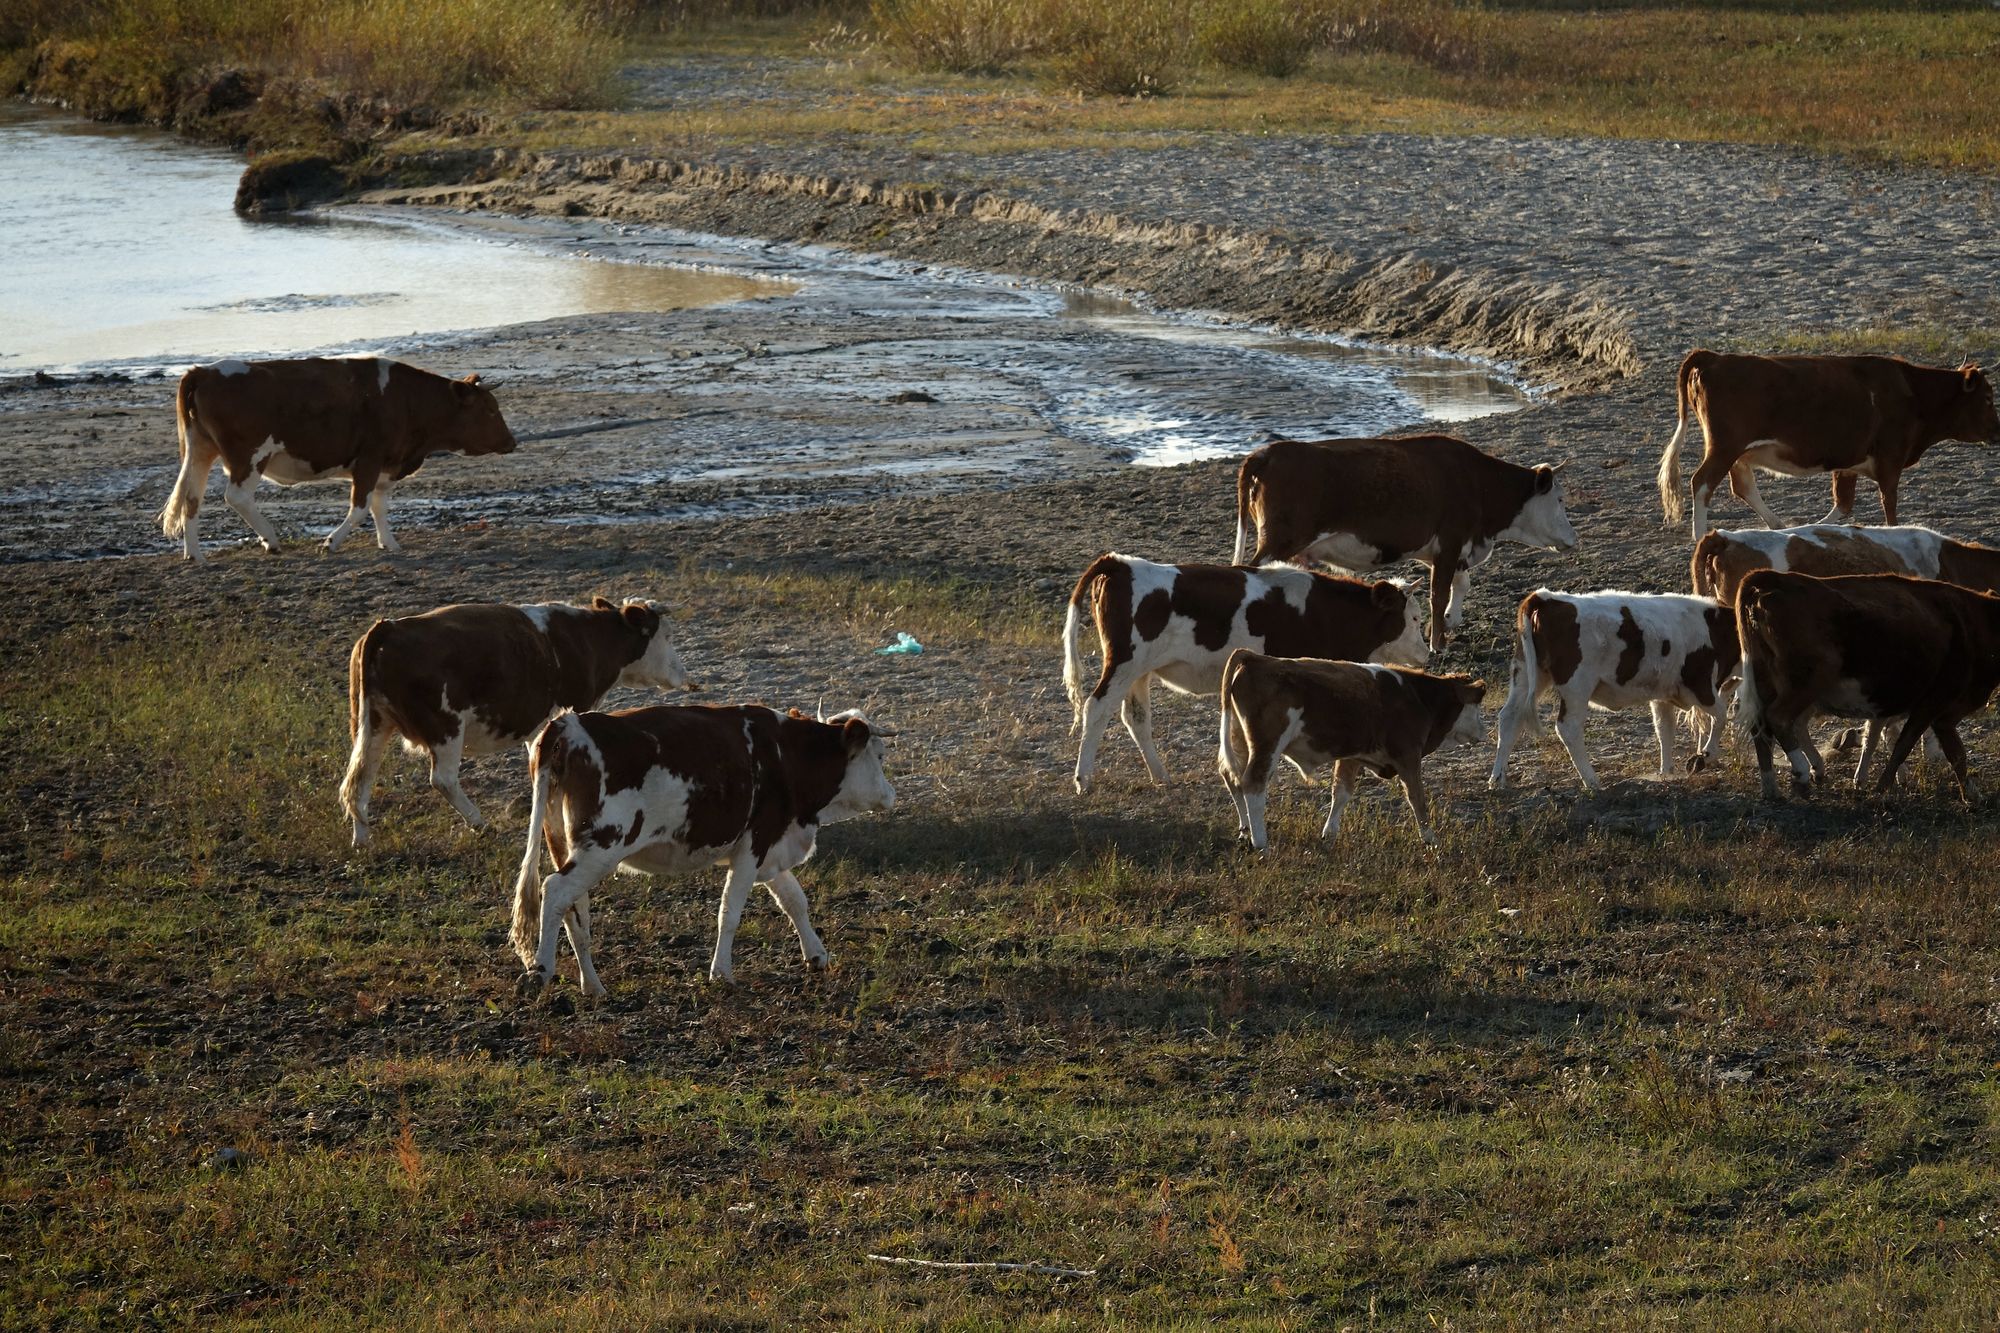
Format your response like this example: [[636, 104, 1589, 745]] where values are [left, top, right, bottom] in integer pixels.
[[1691, 524, 2000, 606], [1735, 571, 2000, 799], [510, 704, 897, 994], [1216, 650, 1485, 848], [159, 355, 518, 560], [1062, 552, 1427, 793], [1656, 351, 1999, 539], [340, 598, 692, 846], [1234, 435, 1578, 649]]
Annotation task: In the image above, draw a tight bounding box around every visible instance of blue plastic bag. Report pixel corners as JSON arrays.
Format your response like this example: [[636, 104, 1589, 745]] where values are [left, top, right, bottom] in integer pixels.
[[875, 631, 924, 656]]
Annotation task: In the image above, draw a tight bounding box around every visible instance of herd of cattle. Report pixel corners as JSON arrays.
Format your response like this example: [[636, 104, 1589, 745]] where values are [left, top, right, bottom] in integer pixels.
[[155, 348, 2000, 991]]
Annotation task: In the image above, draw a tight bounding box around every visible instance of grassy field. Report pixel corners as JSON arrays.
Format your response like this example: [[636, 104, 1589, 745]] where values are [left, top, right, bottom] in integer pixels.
[[6, 566, 2000, 1325]]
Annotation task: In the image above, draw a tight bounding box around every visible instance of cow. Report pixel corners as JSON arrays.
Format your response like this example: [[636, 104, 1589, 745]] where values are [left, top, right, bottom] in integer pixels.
[[1735, 570, 2000, 799], [1488, 590, 1740, 793], [509, 704, 897, 994], [158, 355, 518, 561], [1216, 650, 1485, 849], [1062, 553, 1428, 795], [1233, 435, 1578, 650], [340, 597, 692, 847], [1691, 524, 2000, 606], [1655, 350, 1999, 540]]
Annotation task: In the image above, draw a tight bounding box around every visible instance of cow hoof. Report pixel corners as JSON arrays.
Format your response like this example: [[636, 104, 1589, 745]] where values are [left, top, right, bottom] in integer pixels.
[[805, 954, 829, 973], [515, 970, 552, 998], [1073, 778, 1092, 797], [1685, 754, 1709, 775], [707, 968, 736, 986], [1790, 778, 1812, 799], [1486, 777, 1507, 792], [582, 982, 608, 1001]]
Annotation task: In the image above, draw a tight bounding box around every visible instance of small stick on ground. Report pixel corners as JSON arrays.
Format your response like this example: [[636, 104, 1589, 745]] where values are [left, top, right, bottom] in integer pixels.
[[866, 1254, 1097, 1279]]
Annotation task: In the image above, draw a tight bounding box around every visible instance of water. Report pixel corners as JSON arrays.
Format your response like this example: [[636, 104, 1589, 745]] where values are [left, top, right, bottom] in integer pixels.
[[0, 102, 790, 372]]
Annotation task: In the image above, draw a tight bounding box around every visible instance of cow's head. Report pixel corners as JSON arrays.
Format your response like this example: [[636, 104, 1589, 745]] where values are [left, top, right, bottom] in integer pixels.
[[1949, 365, 2000, 443], [1370, 577, 1429, 666], [449, 373, 519, 456], [818, 709, 898, 821], [598, 596, 694, 692], [1442, 676, 1488, 749], [1501, 463, 1580, 552]]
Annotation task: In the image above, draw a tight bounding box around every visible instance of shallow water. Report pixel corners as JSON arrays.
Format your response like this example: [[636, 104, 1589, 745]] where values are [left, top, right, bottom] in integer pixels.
[[0, 103, 789, 372]]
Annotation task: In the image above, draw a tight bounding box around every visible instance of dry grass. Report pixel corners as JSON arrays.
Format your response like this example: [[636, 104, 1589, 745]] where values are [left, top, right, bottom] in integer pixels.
[[6, 564, 2000, 1323]]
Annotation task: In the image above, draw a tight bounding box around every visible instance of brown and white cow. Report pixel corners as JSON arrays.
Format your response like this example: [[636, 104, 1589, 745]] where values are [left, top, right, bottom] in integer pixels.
[[1656, 351, 1999, 540], [158, 355, 518, 560], [510, 704, 897, 994], [1062, 553, 1427, 794], [1691, 524, 2000, 606], [1488, 590, 1740, 792], [1217, 650, 1485, 849], [1736, 570, 2000, 799], [340, 598, 692, 847], [1234, 435, 1578, 649]]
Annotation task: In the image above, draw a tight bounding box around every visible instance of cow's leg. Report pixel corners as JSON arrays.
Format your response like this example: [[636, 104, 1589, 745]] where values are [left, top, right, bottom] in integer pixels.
[[427, 728, 483, 829], [1074, 670, 1135, 795], [325, 465, 381, 554], [1820, 471, 1859, 525], [1932, 722, 1973, 801], [1873, 708, 1939, 792], [1875, 467, 1903, 526], [1688, 687, 1730, 773], [1390, 754, 1437, 846], [764, 870, 829, 970], [1444, 566, 1474, 631], [1688, 451, 1737, 540], [1488, 666, 1536, 790], [339, 709, 398, 848], [1553, 695, 1601, 793], [1728, 462, 1785, 529], [562, 893, 607, 999], [1425, 554, 1460, 650], [1241, 713, 1301, 852], [1753, 730, 1781, 800], [709, 846, 761, 983], [1851, 720, 1886, 788], [1217, 699, 1251, 839], [171, 448, 218, 562], [1650, 700, 1680, 778], [222, 467, 283, 553], [1119, 674, 1171, 786], [1321, 758, 1361, 841], [525, 849, 615, 989], [367, 481, 402, 553]]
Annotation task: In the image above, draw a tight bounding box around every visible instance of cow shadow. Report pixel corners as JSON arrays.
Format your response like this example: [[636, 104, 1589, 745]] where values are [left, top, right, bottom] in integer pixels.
[[815, 806, 1236, 877]]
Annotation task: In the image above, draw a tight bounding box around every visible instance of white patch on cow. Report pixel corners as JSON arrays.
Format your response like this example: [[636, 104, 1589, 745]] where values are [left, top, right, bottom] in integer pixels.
[[519, 603, 563, 634], [1738, 440, 1822, 478], [378, 360, 392, 394], [1497, 474, 1579, 552], [1299, 531, 1392, 573], [616, 600, 691, 691], [215, 359, 250, 377]]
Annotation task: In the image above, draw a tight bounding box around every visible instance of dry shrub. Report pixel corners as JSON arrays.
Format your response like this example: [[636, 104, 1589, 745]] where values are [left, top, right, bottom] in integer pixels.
[[1196, 0, 1317, 78], [1307, 0, 1497, 76], [296, 0, 618, 108], [870, 0, 1054, 74], [1049, 0, 1192, 96]]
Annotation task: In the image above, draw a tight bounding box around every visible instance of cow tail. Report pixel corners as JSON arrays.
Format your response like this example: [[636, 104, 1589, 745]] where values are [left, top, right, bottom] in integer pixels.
[[1689, 532, 1722, 600], [1733, 589, 1771, 741], [1233, 451, 1266, 565], [511, 716, 567, 968], [1514, 599, 1546, 735], [1217, 649, 1252, 783], [1657, 354, 1700, 527], [1062, 559, 1110, 733], [159, 370, 202, 539]]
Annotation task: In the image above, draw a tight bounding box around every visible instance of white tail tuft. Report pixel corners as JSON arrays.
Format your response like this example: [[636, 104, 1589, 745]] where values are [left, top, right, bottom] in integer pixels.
[[510, 716, 566, 967], [1061, 597, 1089, 734]]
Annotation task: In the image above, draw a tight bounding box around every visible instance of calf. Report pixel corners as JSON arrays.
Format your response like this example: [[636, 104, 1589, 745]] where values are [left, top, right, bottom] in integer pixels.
[[1691, 524, 2000, 606], [340, 597, 692, 846], [159, 355, 518, 560], [1735, 571, 2000, 799], [1488, 590, 1740, 792], [1656, 350, 1999, 539], [1234, 434, 1578, 649], [1217, 649, 1485, 849], [1062, 553, 1427, 794], [510, 704, 896, 993]]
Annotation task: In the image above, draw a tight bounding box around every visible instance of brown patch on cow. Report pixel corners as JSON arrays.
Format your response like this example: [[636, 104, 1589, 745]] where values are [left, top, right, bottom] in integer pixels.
[[1076, 556, 1137, 700], [1786, 530, 1916, 579], [1133, 589, 1172, 642], [1245, 574, 1409, 661], [1614, 608, 1646, 685], [1169, 566, 1248, 651], [1935, 539, 2000, 594], [1521, 594, 1583, 686], [624, 811, 645, 845], [1678, 605, 1743, 708], [1691, 531, 1778, 605]]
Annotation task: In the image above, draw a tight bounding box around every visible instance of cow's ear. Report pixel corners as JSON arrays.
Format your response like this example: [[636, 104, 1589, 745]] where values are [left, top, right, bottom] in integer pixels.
[[842, 718, 872, 755], [1371, 580, 1403, 610], [1462, 679, 1487, 704], [620, 601, 655, 631], [1965, 365, 1986, 390], [592, 595, 616, 612], [1534, 465, 1556, 494], [461, 372, 481, 385]]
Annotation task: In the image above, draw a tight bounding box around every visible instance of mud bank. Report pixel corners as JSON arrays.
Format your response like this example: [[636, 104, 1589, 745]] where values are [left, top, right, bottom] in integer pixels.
[[356, 151, 1639, 395]]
